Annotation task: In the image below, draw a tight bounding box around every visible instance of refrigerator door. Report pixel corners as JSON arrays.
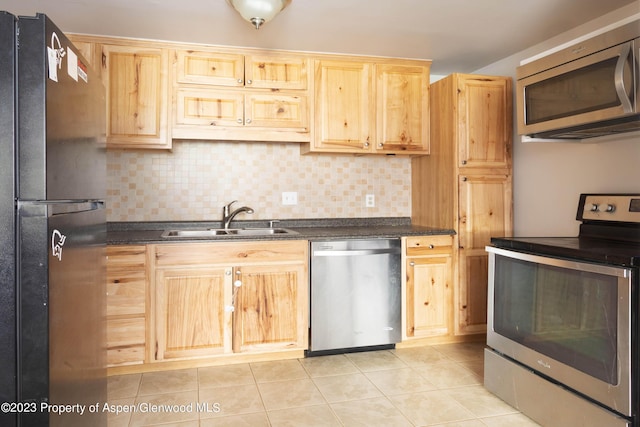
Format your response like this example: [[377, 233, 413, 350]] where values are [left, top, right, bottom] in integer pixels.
[[18, 201, 106, 426], [0, 11, 17, 427], [17, 13, 105, 202]]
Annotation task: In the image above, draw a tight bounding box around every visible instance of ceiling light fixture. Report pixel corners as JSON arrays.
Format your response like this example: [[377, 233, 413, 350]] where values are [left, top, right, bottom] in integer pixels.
[[226, 0, 292, 29]]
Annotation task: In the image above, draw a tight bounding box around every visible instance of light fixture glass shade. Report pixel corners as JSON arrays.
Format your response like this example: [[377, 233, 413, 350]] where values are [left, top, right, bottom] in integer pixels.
[[227, 0, 292, 29]]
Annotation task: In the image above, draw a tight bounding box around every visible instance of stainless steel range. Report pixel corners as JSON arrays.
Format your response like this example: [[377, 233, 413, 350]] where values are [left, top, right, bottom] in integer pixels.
[[485, 194, 640, 427]]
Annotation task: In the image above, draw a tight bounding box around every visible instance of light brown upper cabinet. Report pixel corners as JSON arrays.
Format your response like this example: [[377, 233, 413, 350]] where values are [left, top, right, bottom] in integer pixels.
[[307, 58, 430, 155], [412, 73, 513, 336], [172, 48, 311, 142], [100, 43, 172, 150], [67, 36, 173, 150]]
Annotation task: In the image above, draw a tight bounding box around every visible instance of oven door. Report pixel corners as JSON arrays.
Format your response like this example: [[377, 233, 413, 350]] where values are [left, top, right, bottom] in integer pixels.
[[486, 246, 633, 417]]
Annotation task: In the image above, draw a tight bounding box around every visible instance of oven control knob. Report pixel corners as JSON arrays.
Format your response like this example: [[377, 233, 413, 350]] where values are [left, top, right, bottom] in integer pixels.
[[589, 203, 599, 212], [604, 204, 616, 213]]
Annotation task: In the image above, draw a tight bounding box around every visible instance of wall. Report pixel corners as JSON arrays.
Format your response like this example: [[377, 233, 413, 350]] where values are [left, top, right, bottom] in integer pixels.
[[106, 141, 411, 222], [475, 3, 640, 237]]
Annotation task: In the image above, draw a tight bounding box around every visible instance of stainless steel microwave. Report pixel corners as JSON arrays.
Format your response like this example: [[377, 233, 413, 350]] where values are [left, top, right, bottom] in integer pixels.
[[517, 21, 639, 140]]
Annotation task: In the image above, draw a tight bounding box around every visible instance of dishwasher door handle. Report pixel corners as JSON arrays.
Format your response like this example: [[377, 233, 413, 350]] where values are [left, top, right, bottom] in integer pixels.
[[313, 248, 401, 257]]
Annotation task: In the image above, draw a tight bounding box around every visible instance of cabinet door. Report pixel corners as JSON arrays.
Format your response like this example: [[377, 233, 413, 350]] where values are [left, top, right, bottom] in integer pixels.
[[175, 50, 244, 86], [376, 63, 430, 154], [457, 75, 512, 168], [233, 263, 308, 352], [406, 256, 452, 338], [100, 44, 171, 149], [245, 54, 309, 90], [155, 267, 232, 360], [174, 88, 245, 128], [245, 92, 308, 129], [314, 60, 374, 152], [457, 174, 512, 334]]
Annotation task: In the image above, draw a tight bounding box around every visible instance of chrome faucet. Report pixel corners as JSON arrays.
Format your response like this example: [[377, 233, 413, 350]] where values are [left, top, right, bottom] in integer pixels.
[[222, 200, 254, 229]]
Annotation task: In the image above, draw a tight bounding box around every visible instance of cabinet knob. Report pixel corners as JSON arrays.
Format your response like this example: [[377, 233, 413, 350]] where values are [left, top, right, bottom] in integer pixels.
[[409, 261, 415, 266], [462, 177, 468, 181], [237, 118, 243, 124], [234, 280, 242, 287], [246, 118, 252, 124], [364, 142, 370, 148], [235, 270, 241, 275], [429, 244, 435, 249], [246, 79, 252, 85], [462, 160, 467, 165], [237, 79, 243, 84], [378, 143, 383, 148]]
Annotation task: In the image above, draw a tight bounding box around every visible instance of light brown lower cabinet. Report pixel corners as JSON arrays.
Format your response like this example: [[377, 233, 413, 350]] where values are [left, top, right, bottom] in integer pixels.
[[404, 235, 454, 340], [155, 267, 232, 360], [151, 240, 309, 362], [106, 245, 149, 367]]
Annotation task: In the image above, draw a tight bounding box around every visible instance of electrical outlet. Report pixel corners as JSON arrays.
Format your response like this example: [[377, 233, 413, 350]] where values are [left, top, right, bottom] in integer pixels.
[[365, 194, 375, 207], [282, 192, 298, 205]]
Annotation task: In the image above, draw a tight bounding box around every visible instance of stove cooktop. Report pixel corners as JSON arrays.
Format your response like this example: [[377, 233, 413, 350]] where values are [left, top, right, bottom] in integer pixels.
[[491, 194, 640, 267]]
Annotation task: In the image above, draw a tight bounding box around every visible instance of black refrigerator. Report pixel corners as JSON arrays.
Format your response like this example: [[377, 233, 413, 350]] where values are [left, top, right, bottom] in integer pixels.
[[0, 12, 107, 426]]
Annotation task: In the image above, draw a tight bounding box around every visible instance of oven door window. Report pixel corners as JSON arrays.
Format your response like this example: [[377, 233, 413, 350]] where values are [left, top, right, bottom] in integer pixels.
[[493, 255, 618, 384]]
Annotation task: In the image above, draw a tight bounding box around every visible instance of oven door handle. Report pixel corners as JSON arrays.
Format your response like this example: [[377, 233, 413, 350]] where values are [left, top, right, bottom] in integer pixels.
[[485, 246, 631, 278]]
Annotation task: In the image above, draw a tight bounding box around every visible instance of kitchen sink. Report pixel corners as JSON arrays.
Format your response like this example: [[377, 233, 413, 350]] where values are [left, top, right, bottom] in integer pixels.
[[161, 228, 298, 238]]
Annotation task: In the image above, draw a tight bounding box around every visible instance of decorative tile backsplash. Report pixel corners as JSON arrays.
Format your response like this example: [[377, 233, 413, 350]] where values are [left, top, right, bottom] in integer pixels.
[[106, 141, 412, 222]]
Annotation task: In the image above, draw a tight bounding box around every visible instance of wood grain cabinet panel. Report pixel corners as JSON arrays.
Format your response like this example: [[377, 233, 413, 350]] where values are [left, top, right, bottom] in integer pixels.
[[233, 264, 307, 352], [411, 73, 513, 336], [313, 59, 374, 152], [404, 236, 453, 340], [151, 240, 308, 363], [376, 63, 430, 154], [99, 43, 171, 149], [311, 59, 430, 155], [172, 48, 311, 141], [155, 267, 232, 360], [106, 245, 148, 367]]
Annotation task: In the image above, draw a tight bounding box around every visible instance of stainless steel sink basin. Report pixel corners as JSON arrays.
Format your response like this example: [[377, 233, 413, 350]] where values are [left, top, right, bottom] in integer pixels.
[[161, 228, 298, 238]]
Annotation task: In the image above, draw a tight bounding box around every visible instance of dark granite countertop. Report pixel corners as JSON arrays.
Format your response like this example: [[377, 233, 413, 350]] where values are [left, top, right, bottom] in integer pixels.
[[107, 217, 455, 245]]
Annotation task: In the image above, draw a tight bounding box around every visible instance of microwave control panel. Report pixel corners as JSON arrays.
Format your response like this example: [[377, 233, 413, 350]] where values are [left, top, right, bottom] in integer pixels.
[[578, 194, 640, 223]]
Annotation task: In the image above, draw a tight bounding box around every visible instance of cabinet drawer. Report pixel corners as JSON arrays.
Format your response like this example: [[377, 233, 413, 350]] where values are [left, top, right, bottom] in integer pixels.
[[107, 245, 147, 316], [406, 235, 453, 256], [153, 240, 308, 267], [107, 317, 145, 366]]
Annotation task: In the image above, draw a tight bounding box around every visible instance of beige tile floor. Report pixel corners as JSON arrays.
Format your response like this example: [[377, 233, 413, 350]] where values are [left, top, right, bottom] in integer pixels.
[[106, 342, 541, 426]]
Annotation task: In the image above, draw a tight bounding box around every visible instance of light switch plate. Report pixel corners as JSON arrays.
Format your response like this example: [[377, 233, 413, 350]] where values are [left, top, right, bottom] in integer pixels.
[[282, 192, 298, 205]]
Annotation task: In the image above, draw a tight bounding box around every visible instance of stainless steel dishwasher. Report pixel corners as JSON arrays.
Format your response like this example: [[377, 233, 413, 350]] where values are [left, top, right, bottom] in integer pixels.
[[309, 239, 402, 354]]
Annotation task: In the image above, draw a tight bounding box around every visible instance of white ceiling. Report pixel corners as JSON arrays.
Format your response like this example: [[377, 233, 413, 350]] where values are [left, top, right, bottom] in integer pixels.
[[1, 0, 637, 75]]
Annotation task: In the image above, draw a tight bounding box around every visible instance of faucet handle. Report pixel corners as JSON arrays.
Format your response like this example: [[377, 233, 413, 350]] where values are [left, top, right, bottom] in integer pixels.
[[223, 200, 238, 214]]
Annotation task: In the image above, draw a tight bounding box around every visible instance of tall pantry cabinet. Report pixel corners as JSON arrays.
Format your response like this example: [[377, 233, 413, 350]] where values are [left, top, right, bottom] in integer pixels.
[[411, 73, 513, 335]]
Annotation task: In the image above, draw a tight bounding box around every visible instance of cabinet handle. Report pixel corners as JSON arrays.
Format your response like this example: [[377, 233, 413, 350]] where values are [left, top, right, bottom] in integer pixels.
[[246, 118, 252, 124]]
